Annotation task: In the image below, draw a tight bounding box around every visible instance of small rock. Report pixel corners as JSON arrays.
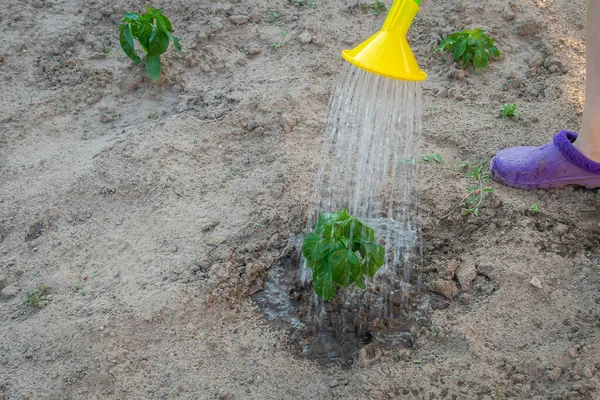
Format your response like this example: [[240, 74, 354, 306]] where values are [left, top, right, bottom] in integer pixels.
[[459, 293, 472, 305], [428, 280, 458, 299], [298, 31, 312, 44], [0, 284, 20, 298], [548, 367, 562, 382], [562, 233, 577, 245], [87, 93, 102, 105], [359, 344, 382, 366], [237, 58, 247, 66], [15, 269, 24, 276], [553, 223, 569, 236], [544, 56, 564, 70], [247, 45, 261, 56], [512, 374, 525, 384], [33, 0, 43, 8], [529, 277, 542, 289], [503, 9, 516, 21], [100, 113, 113, 123], [529, 54, 545, 69], [511, 78, 523, 88], [569, 347, 580, 359], [281, 113, 297, 134], [248, 11, 261, 23], [327, 380, 338, 388], [0, 275, 8, 289], [229, 15, 249, 25], [583, 365, 596, 378], [455, 69, 466, 81], [517, 20, 541, 36], [186, 54, 199, 67]]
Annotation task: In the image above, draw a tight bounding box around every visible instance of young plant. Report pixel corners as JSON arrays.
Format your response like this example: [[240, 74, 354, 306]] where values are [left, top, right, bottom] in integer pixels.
[[435, 28, 500, 71], [501, 103, 519, 119], [359, 0, 387, 15], [119, 7, 182, 82], [25, 283, 46, 308], [302, 210, 385, 301], [529, 203, 540, 213], [460, 159, 494, 216], [270, 29, 290, 49], [369, 0, 387, 15]]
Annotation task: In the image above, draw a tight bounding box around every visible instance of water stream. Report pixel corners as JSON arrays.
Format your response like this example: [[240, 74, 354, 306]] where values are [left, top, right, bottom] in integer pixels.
[[254, 64, 444, 365]]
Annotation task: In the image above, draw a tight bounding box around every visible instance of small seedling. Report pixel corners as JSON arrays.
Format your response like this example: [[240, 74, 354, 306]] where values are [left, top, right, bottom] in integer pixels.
[[501, 103, 519, 119], [264, 10, 280, 21], [302, 210, 385, 301], [412, 359, 423, 365], [25, 284, 46, 308], [436, 28, 500, 70], [529, 203, 540, 213], [369, 0, 387, 15], [422, 154, 443, 163], [119, 7, 182, 82], [170, 388, 178, 396], [497, 388, 504, 397], [461, 159, 494, 216], [270, 29, 290, 49], [199, 333, 207, 340]]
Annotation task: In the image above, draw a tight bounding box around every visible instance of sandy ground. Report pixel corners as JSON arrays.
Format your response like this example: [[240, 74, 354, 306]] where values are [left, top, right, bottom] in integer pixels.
[[1, 0, 599, 399]]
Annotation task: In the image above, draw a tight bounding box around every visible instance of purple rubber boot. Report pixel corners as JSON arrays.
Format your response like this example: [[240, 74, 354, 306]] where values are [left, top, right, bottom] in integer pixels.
[[490, 130, 600, 189]]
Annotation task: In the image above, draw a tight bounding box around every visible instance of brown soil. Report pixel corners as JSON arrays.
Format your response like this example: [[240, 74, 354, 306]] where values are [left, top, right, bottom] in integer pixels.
[[1, 0, 599, 399]]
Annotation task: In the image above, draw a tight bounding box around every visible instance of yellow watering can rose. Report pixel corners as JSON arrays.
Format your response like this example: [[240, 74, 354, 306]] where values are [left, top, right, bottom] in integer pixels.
[[342, 0, 427, 81]]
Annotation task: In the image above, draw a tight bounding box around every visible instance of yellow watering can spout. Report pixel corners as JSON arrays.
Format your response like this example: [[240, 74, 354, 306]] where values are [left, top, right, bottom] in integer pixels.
[[342, 0, 427, 81]]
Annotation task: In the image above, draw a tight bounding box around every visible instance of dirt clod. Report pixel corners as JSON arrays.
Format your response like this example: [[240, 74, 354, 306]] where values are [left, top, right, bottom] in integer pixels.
[[548, 367, 562, 382], [229, 15, 249, 25], [428, 280, 458, 299]]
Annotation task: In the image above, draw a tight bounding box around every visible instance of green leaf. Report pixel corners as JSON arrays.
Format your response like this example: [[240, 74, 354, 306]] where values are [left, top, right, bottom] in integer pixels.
[[462, 52, 473, 66], [330, 249, 361, 286], [473, 49, 484, 70], [361, 242, 385, 277], [488, 46, 501, 58], [121, 12, 141, 23], [302, 233, 320, 267], [355, 276, 366, 289], [169, 33, 182, 52], [453, 38, 467, 61], [148, 29, 170, 57], [313, 265, 336, 301], [422, 154, 432, 162], [433, 153, 443, 163], [146, 55, 162, 82], [158, 14, 173, 32], [314, 211, 339, 236], [119, 24, 142, 65]]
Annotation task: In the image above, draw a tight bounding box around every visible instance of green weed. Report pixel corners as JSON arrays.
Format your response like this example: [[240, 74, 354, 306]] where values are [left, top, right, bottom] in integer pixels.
[[264, 10, 280, 21], [119, 7, 182, 82], [303, 210, 385, 301], [422, 153, 443, 163], [529, 203, 540, 213], [25, 284, 46, 308], [436, 28, 500, 71], [501, 103, 519, 119], [371, 0, 387, 15], [270, 29, 290, 48], [460, 159, 494, 216]]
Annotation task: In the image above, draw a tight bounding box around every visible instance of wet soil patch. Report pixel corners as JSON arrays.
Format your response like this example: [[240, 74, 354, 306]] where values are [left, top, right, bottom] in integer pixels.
[[253, 238, 447, 367]]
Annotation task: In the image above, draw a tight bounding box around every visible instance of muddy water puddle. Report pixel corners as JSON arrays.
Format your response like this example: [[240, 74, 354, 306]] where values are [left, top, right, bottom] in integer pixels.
[[253, 236, 447, 366]]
